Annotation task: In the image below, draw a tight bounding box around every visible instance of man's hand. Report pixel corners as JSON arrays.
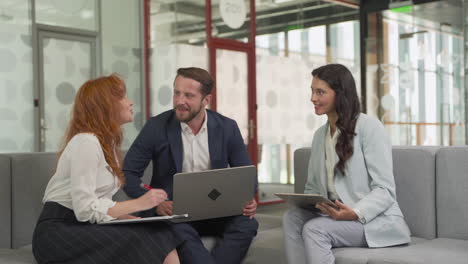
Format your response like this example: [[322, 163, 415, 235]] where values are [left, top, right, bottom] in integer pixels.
[[315, 200, 359, 221], [242, 198, 257, 219], [156, 201, 173, 216]]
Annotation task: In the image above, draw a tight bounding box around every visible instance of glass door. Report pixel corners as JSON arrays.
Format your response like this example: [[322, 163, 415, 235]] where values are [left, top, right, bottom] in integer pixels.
[[37, 29, 97, 151], [215, 49, 249, 144], [207, 0, 260, 200]]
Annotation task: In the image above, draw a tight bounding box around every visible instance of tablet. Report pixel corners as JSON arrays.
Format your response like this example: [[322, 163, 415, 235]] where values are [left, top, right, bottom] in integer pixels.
[[98, 214, 189, 225], [274, 193, 337, 210]]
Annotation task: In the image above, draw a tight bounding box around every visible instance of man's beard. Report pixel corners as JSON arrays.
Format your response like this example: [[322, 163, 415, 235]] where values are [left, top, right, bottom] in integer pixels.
[[175, 104, 203, 123]]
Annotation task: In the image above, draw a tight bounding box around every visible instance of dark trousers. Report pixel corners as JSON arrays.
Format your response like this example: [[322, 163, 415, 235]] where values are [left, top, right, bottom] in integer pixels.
[[173, 215, 259, 264]]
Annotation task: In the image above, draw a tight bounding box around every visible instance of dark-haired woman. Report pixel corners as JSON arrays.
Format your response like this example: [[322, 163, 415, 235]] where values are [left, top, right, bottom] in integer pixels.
[[282, 64, 410, 264]]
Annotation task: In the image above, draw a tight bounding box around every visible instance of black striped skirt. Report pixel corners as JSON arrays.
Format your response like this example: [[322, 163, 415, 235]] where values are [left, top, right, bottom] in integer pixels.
[[32, 202, 184, 264]]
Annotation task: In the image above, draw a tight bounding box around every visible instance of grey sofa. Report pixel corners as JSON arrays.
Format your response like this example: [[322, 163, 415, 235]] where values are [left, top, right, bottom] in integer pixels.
[[0, 152, 283, 264], [294, 146, 468, 264], [2, 146, 468, 264]]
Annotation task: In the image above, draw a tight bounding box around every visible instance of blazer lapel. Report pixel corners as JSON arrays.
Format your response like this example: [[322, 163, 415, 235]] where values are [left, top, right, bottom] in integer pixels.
[[167, 114, 183, 173], [207, 110, 222, 167], [319, 122, 329, 193]]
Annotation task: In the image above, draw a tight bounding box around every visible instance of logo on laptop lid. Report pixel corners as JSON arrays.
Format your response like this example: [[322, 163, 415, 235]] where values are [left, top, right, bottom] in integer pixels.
[[208, 189, 222, 201]]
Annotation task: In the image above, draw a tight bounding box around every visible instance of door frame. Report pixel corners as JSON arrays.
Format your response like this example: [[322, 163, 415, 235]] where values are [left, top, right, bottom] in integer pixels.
[[206, 0, 264, 202], [34, 24, 98, 151], [206, 0, 257, 165]]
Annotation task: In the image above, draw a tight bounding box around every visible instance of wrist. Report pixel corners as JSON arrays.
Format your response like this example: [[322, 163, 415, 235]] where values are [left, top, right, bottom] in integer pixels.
[[352, 208, 366, 223]]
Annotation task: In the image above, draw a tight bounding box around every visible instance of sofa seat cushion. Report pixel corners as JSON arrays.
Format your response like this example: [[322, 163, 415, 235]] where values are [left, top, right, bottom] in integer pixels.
[[366, 238, 468, 264], [0, 247, 35, 264], [243, 227, 286, 264], [333, 236, 428, 264], [335, 238, 468, 264], [256, 213, 283, 231]]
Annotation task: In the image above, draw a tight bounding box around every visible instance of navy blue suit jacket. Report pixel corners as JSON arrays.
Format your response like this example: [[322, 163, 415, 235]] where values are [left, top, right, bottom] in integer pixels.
[[122, 109, 254, 200]]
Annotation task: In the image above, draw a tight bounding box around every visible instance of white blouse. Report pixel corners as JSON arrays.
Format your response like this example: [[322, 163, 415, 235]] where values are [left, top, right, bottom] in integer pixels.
[[325, 126, 340, 201], [43, 133, 119, 223]]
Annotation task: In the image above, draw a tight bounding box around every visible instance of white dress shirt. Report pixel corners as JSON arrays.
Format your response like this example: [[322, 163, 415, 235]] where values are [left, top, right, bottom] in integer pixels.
[[181, 110, 211, 173], [42, 133, 119, 223]]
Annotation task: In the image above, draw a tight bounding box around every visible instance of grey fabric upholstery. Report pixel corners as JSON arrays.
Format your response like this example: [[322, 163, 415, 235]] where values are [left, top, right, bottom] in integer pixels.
[[3, 146, 468, 264], [243, 227, 286, 264], [293, 148, 310, 194], [112, 162, 153, 201], [364, 238, 468, 264], [294, 147, 439, 240], [0, 247, 35, 264], [10, 153, 57, 249], [0, 155, 11, 248], [436, 147, 468, 240], [333, 237, 429, 264], [392, 146, 438, 239], [292, 146, 468, 264]]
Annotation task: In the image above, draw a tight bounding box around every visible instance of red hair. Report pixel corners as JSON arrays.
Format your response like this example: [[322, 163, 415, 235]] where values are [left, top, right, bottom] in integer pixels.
[[59, 74, 126, 185]]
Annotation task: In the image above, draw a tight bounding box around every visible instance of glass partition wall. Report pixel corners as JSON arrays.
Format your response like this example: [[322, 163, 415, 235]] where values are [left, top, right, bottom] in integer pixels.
[[150, 0, 360, 203], [254, 1, 359, 202], [365, 0, 466, 146], [0, 0, 144, 152]]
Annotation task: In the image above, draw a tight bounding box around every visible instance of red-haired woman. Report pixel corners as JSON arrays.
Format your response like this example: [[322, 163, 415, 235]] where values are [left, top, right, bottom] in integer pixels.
[[32, 75, 182, 264]]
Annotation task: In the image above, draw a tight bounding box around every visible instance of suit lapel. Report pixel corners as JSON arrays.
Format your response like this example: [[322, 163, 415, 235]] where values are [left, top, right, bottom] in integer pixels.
[[167, 113, 183, 173], [319, 122, 329, 193], [207, 110, 222, 167]]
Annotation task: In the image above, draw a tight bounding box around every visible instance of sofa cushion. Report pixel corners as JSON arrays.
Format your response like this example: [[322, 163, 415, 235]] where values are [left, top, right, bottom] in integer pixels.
[[392, 146, 438, 239], [366, 238, 468, 264], [112, 160, 153, 202], [0, 247, 35, 264], [333, 236, 428, 264], [0, 155, 11, 248], [256, 213, 282, 231], [10, 153, 57, 249], [243, 227, 286, 264], [294, 146, 438, 240], [293, 148, 310, 194], [436, 147, 468, 240]]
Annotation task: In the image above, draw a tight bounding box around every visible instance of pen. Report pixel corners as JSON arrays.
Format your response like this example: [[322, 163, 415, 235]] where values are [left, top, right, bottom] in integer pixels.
[[140, 183, 153, 190], [140, 183, 169, 201]]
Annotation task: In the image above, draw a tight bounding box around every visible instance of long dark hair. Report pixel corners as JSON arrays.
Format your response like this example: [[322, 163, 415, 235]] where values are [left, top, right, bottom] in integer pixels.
[[312, 64, 360, 175]]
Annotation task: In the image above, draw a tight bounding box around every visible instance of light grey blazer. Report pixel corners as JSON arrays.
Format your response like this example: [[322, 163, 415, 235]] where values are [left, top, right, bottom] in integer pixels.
[[304, 113, 411, 248]]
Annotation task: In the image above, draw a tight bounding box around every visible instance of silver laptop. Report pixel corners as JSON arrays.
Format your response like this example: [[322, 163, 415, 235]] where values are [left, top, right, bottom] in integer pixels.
[[172, 165, 257, 222]]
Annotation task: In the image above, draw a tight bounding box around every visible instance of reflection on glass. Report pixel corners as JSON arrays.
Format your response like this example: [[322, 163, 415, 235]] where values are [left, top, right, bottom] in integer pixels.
[[256, 21, 359, 189], [216, 49, 249, 143], [367, 6, 465, 146], [150, 1, 207, 116], [0, 0, 34, 153], [212, 0, 250, 42], [36, 0, 97, 31], [43, 38, 91, 151], [101, 0, 144, 149]]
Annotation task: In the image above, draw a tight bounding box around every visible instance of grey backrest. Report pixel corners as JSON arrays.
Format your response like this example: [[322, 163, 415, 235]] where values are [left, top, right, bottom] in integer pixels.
[[293, 146, 438, 239], [293, 148, 310, 194], [10, 152, 57, 249], [392, 146, 438, 239], [113, 161, 153, 201], [436, 146, 468, 240], [0, 155, 11, 248]]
